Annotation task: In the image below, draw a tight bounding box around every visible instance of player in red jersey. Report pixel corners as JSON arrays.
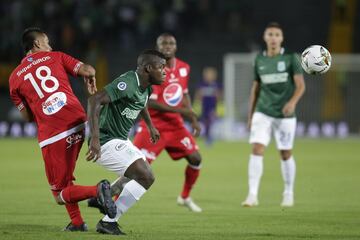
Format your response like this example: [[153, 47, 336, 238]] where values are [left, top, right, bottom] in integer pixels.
[[9, 27, 116, 231], [134, 33, 203, 212]]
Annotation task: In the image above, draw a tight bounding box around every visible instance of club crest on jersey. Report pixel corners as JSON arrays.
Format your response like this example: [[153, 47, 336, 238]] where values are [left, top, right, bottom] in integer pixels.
[[117, 82, 127, 91], [42, 92, 67, 115], [163, 83, 183, 106], [27, 57, 33, 62], [277, 61, 286, 72], [179, 68, 187, 77]]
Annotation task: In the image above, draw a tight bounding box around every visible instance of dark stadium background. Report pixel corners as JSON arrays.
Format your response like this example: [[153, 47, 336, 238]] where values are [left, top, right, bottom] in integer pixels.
[[0, 0, 359, 136]]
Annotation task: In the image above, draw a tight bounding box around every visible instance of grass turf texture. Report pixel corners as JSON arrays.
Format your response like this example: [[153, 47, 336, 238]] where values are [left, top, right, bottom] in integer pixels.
[[0, 138, 359, 240]]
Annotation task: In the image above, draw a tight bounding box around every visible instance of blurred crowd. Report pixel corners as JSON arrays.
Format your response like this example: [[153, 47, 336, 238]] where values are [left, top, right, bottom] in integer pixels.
[[0, 0, 254, 63]]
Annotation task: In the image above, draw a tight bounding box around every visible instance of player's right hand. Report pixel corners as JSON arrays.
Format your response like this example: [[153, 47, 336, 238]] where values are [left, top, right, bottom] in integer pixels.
[[84, 76, 97, 95], [86, 138, 101, 162]]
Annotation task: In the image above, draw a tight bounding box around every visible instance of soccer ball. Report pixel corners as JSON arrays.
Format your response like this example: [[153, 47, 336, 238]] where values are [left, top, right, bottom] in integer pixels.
[[301, 45, 332, 74]]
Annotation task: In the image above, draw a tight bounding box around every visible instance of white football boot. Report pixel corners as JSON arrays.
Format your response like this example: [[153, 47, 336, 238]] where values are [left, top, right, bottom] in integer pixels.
[[241, 194, 259, 207], [177, 196, 202, 212], [281, 193, 294, 207]]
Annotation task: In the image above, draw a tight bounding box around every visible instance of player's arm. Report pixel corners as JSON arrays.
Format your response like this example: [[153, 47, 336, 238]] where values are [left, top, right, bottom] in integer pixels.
[[9, 82, 34, 122], [60, 52, 97, 95], [19, 105, 34, 122], [282, 74, 305, 117], [86, 90, 111, 161], [148, 99, 196, 119], [183, 92, 201, 137], [140, 107, 160, 143], [78, 64, 97, 95], [248, 81, 260, 129]]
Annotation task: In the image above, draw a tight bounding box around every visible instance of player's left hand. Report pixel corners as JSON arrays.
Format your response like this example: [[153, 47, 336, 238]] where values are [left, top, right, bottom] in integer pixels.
[[149, 126, 160, 143], [191, 120, 201, 137], [282, 101, 296, 117], [84, 76, 97, 95], [86, 137, 101, 162]]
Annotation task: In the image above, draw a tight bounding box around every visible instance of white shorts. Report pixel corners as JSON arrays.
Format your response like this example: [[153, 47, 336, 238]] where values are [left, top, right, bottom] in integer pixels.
[[97, 139, 146, 176], [249, 112, 296, 150]]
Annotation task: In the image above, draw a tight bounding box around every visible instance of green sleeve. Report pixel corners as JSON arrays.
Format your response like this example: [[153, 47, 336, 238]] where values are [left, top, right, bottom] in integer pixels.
[[253, 55, 260, 82], [104, 77, 130, 102], [292, 53, 303, 75]]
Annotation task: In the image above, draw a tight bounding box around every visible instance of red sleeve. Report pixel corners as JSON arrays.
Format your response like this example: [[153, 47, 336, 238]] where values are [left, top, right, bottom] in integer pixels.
[[183, 64, 190, 94], [58, 52, 83, 76], [9, 75, 25, 111]]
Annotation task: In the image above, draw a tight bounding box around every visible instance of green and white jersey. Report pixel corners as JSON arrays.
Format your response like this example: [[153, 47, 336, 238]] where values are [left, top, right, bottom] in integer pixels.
[[254, 48, 303, 118], [99, 71, 152, 145]]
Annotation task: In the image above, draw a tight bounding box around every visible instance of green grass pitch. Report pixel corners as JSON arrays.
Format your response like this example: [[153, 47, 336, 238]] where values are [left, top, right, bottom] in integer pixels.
[[0, 138, 359, 240]]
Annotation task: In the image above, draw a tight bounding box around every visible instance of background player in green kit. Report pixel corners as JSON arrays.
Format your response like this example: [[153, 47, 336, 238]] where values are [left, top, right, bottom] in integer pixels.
[[86, 49, 166, 235], [242, 22, 305, 207]]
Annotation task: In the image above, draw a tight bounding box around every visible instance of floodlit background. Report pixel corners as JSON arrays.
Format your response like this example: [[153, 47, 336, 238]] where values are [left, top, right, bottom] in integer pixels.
[[1, 0, 359, 139], [0, 1, 359, 239]]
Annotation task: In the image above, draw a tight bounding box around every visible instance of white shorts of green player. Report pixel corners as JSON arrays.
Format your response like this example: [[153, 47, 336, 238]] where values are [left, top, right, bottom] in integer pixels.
[[243, 111, 297, 208], [97, 139, 146, 176], [249, 112, 296, 150]]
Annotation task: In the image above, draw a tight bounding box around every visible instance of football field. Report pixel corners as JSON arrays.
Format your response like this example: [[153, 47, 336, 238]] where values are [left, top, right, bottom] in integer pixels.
[[0, 138, 359, 240]]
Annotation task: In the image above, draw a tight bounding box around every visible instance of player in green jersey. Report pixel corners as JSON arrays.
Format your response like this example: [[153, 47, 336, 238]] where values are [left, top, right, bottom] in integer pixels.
[[242, 22, 305, 207], [86, 49, 166, 235]]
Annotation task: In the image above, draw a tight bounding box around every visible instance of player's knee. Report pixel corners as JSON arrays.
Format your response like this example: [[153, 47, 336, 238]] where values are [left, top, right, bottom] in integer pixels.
[[252, 143, 265, 156], [137, 171, 155, 190], [54, 195, 65, 205], [187, 152, 202, 166], [280, 150, 292, 160]]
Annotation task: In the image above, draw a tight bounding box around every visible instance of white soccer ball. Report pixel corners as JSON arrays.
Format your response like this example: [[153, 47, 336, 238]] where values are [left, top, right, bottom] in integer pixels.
[[301, 45, 332, 74]]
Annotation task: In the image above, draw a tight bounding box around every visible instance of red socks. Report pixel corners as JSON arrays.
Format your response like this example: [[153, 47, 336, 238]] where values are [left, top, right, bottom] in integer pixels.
[[65, 203, 84, 226], [181, 165, 200, 199], [61, 185, 97, 203]]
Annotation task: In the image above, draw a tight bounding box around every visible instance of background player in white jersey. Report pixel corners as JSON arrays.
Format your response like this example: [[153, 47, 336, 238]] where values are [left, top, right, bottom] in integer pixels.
[[87, 49, 166, 235], [242, 22, 305, 207]]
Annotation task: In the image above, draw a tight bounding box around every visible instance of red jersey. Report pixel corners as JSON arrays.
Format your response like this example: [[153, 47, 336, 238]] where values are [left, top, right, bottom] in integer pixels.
[[140, 58, 190, 131], [9, 51, 87, 147]]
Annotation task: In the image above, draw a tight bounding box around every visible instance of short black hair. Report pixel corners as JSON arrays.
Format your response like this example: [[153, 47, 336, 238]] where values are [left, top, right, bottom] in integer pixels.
[[137, 49, 166, 67], [157, 32, 175, 39], [22, 27, 46, 53], [265, 22, 282, 30]]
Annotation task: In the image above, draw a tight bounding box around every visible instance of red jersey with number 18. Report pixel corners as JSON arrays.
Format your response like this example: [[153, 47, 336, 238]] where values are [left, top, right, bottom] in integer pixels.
[[9, 51, 87, 147]]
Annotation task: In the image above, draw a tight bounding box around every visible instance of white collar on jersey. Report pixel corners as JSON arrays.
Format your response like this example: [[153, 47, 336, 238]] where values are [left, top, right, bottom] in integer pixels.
[[262, 47, 285, 56], [135, 71, 140, 86]]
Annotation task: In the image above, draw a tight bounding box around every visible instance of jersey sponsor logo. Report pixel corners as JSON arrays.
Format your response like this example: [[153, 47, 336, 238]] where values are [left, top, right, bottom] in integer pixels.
[[277, 61, 286, 72], [16, 56, 51, 77], [163, 83, 183, 106], [179, 68, 188, 77], [117, 82, 127, 91], [42, 92, 67, 115], [260, 72, 289, 84], [121, 108, 140, 119], [66, 132, 83, 149]]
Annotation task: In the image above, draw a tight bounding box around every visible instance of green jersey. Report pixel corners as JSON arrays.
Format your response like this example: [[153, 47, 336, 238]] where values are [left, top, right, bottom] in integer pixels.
[[254, 48, 303, 118], [99, 71, 152, 145]]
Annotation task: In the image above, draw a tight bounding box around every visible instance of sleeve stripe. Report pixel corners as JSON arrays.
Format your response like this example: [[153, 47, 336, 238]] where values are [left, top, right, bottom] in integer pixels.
[[17, 103, 25, 111], [73, 62, 83, 75]]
